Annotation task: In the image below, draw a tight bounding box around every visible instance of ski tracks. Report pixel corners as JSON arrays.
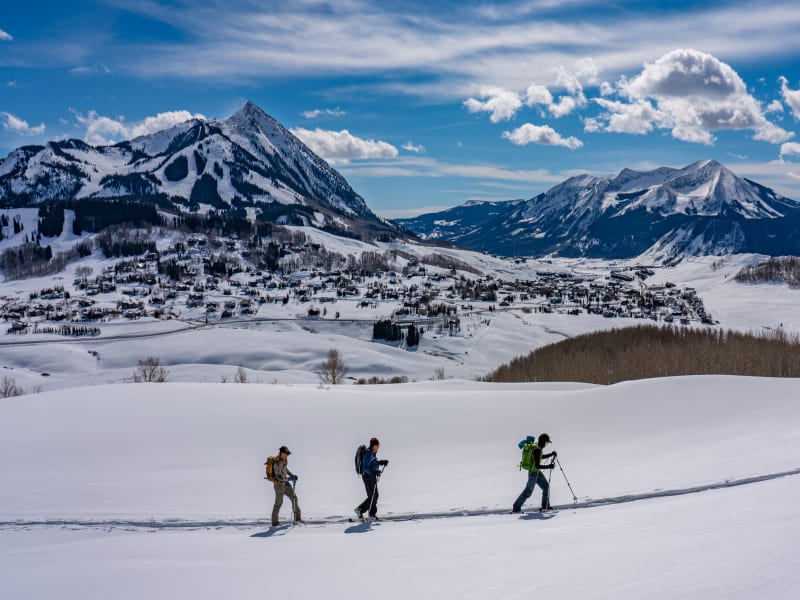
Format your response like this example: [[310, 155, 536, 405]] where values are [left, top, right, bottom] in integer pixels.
[[2, 467, 798, 533]]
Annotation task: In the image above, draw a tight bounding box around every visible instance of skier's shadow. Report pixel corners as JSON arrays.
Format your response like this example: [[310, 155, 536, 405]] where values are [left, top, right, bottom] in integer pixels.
[[344, 521, 374, 534], [250, 525, 291, 538]]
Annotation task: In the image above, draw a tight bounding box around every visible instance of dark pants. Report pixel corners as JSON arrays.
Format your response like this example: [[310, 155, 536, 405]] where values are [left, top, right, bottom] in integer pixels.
[[513, 469, 550, 511], [357, 474, 379, 517]]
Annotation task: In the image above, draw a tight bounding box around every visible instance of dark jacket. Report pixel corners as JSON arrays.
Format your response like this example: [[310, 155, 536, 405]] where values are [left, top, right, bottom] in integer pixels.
[[362, 450, 381, 477], [532, 445, 555, 472]]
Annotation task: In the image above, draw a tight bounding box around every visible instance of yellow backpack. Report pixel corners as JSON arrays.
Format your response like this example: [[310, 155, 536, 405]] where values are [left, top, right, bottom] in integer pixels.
[[265, 456, 278, 482]]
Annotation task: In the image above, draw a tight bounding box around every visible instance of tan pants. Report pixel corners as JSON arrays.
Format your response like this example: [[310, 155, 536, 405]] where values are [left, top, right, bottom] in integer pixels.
[[272, 481, 301, 525]]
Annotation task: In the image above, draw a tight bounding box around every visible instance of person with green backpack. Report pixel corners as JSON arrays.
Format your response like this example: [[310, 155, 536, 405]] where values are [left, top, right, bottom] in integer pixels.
[[512, 433, 556, 513]]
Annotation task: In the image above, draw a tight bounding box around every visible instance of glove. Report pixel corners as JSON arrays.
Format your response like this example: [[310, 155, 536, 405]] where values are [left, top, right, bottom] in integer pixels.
[[378, 459, 389, 466], [290, 474, 298, 482], [552, 451, 558, 458]]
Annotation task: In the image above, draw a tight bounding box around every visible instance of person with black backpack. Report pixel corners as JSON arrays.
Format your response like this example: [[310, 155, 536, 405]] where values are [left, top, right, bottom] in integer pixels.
[[355, 437, 389, 520], [512, 433, 556, 513], [265, 445, 302, 526]]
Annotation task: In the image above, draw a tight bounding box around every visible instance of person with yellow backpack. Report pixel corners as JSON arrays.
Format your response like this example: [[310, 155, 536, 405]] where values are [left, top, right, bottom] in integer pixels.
[[512, 433, 556, 513], [265, 445, 302, 526]]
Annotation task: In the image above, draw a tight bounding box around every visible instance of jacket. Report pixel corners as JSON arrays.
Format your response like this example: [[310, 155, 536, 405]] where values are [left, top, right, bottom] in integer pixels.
[[362, 450, 381, 477]]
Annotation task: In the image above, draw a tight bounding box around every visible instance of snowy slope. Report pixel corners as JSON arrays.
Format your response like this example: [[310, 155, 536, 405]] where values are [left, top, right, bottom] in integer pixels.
[[1, 377, 799, 599]]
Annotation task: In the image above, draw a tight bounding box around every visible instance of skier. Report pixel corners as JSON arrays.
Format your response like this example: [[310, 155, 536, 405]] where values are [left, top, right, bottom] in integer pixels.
[[269, 445, 302, 526], [512, 433, 556, 513], [355, 437, 389, 520]]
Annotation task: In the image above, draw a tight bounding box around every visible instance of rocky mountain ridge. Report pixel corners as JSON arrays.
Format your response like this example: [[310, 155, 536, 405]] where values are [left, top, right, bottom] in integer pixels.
[[397, 161, 800, 259]]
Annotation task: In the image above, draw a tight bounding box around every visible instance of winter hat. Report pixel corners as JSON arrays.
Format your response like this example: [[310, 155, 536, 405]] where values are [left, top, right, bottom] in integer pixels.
[[369, 437, 380, 447], [279, 445, 291, 455], [538, 433, 551, 445]]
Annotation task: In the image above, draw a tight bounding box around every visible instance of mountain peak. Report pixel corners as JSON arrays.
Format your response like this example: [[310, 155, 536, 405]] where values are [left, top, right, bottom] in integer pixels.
[[397, 160, 800, 259], [685, 159, 723, 172], [229, 101, 277, 125]]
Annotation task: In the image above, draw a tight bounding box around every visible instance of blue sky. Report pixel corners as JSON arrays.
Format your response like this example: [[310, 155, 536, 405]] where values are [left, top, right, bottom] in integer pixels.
[[2, 0, 800, 218]]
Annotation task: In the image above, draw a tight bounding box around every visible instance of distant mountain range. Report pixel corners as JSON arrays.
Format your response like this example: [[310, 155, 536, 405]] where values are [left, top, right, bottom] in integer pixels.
[[0, 101, 398, 240], [396, 160, 800, 259]]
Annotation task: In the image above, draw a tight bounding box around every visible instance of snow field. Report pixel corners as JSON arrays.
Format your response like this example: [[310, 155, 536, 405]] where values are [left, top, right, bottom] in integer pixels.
[[1, 376, 800, 598]]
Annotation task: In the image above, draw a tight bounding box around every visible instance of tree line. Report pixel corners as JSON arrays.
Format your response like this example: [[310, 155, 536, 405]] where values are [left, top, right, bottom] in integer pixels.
[[485, 325, 800, 384]]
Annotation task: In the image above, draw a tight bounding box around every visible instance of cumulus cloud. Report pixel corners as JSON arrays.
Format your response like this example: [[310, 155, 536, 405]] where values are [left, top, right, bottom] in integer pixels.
[[779, 76, 800, 120], [73, 110, 204, 146], [525, 83, 553, 108], [502, 123, 583, 149], [464, 86, 522, 123], [594, 49, 792, 145], [599, 82, 615, 97], [402, 141, 425, 153], [766, 100, 784, 114], [302, 108, 346, 119], [1, 112, 45, 136], [523, 64, 588, 119], [780, 142, 800, 157], [290, 127, 399, 164], [0, 28, 12, 41], [593, 98, 663, 136]]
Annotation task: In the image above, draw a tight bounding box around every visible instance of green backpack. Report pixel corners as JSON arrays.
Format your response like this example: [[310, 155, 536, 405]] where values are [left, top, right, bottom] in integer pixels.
[[519, 441, 538, 471]]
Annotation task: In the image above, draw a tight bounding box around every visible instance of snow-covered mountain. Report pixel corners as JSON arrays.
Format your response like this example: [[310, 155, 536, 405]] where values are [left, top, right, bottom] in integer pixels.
[[0, 101, 398, 239], [397, 160, 800, 259]]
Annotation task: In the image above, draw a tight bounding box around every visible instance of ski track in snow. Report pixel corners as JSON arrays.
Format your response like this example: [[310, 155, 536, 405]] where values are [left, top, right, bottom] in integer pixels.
[[4, 467, 798, 532]]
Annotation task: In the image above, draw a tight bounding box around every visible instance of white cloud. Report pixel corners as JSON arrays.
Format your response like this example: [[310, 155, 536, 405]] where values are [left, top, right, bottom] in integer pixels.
[[583, 117, 601, 133], [599, 82, 614, 97], [594, 49, 793, 145], [765, 100, 784, 114], [779, 76, 800, 120], [0, 28, 12, 42], [523, 64, 588, 119], [593, 98, 662, 136], [502, 123, 583, 149], [525, 83, 553, 108], [73, 109, 204, 146], [290, 127, 399, 164], [340, 156, 568, 186], [780, 142, 800, 157], [302, 108, 346, 119], [1, 112, 45, 136], [402, 141, 426, 153], [788, 172, 800, 181], [464, 86, 522, 123]]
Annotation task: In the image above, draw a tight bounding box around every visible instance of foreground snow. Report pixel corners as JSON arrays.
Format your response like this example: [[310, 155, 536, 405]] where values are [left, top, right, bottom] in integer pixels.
[[1, 377, 799, 598]]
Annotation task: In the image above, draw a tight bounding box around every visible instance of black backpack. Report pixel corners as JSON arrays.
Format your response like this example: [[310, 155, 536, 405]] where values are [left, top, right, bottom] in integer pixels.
[[354, 444, 367, 475]]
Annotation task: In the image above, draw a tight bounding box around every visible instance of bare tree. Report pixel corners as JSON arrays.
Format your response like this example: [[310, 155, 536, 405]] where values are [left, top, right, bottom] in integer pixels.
[[0, 376, 24, 398], [318, 348, 348, 385], [132, 356, 169, 383], [234, 365, 248, 383]]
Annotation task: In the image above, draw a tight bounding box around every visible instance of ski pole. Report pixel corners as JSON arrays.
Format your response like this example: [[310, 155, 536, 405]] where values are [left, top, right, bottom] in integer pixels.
[[290, 476, 298, 524], [556, 457, 578, 502]]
